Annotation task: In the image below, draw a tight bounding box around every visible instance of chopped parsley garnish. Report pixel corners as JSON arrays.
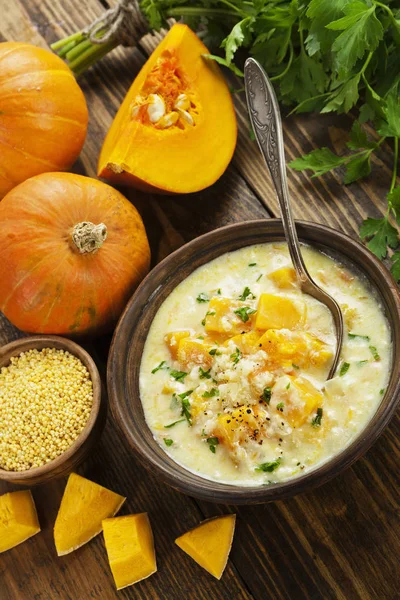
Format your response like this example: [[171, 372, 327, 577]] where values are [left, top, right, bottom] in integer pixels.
[[261, 387, 272, 404], [181, 398, 192, 426], [202, 388, 219, 398], [206, 437, 219, 453], [164, 418, 185, 429], [217, 288, 222, 295], [339, 362, 350, 377], [358, 360, 369, 366], [369, 345, 381, 361], [201, 310, 216, 326], [292, 363, 299, 370], [209, 348, 221, 356], [238, 286, 256, 301], [196, 292, 209, 303], [311, 407, 323, 427], [230, 347, 241, 365], [256, 274, 263, 282], [164, 438, 173, 446], [255, 457, 281, 473], [380, 388, 385, 395], [248, 263, 257, 267], [170, 369, 188, 382], [151, 360, 168, 374], [178, 389, 194, 400], [286, 382, 291, 390], [234, 306, 257, 323], [276, 402, 284, 412], [199, 367, 212, 379], [348, 333, 370, 342]]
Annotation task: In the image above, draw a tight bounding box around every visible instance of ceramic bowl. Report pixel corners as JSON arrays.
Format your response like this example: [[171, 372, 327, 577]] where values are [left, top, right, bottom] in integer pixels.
[[108, 220, 400, 504], [0, 335, 105, 485]]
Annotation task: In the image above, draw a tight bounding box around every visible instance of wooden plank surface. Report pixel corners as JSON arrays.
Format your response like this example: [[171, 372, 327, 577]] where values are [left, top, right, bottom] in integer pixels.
[[1, 1, 400, 599]]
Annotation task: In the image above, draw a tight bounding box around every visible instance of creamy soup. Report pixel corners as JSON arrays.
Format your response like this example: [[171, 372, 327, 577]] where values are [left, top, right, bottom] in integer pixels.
[[139, 243, 391, 486]]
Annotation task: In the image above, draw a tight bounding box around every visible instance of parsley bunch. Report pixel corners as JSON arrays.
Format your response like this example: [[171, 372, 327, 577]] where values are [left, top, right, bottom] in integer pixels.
[[53, 0, 400, 274]]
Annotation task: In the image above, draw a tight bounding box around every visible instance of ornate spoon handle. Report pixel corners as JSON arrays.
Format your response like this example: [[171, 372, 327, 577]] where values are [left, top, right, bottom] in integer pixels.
[[244, 57, 343, 379]]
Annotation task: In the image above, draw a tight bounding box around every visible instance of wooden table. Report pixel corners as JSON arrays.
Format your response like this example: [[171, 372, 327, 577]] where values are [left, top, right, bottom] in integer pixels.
[[1, 2, 399, 599]]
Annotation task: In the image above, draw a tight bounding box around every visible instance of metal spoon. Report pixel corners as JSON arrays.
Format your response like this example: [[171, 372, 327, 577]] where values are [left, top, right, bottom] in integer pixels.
[[244, 57, 343, 379]]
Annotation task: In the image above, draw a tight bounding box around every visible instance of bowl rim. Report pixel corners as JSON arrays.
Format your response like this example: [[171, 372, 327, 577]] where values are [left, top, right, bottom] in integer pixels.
[[0, 335, 102, 482], [108, 219, 400, 504]]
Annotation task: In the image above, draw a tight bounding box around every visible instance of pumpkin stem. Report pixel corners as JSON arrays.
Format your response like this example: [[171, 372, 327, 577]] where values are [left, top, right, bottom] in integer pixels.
[[72, 221, 107, 253]]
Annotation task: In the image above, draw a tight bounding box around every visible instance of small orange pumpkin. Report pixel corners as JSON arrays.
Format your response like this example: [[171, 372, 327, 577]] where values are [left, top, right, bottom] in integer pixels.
[[0, 42, 88, 199], [0, 173, 150, 335], [98, 24, 237, 194]]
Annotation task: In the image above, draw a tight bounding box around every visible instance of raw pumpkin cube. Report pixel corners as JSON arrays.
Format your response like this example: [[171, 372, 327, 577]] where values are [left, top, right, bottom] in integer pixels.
[[54, 473, 125, 556], [224, 331, 261, 355], [205, 297, 253, 336], [268, 267, 297, 289], [255, 294, 304, 330], [103, 514, 157, 590], [175, 514, 236, 580], [285, 376, 323, 427], [0, 490, 40, 553], [177, 338, 212, 369], [164, 330, 191, 360]]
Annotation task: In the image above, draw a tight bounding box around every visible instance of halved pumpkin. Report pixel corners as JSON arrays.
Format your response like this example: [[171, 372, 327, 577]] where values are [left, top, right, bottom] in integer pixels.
[[98, 24, 237, 194]]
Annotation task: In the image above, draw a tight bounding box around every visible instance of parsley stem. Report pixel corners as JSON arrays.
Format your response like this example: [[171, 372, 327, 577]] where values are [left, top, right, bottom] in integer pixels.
[[165, 6, 238, 18], [270, 41, 294, 82], [390, 137, 399, 194]]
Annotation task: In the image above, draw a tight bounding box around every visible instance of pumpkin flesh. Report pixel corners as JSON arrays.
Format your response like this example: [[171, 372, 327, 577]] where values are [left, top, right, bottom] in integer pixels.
[[0, 172, 150, 335], [0, 42, 88, 199], [98, 24, 237, 194]]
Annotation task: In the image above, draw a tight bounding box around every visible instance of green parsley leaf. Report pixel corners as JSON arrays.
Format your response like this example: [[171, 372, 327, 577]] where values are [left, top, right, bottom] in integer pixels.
[[344, 153, 371, 184], [181, 398, 192, 426], [199, 367, 212, 379], [311, 407, 323, 427], [391, 251, 400, 281], [379, 388, 385, 395], [202, 388, 219, 398], [327, 2, 383, 77], [221, 17, 254, 64], [164, 419, 185, 429], [292, 363, 300, 370], [339, 362, 350, 376], [209, 348, 221, 356], [348, 333, 370, 341], [321, 74, 361, 114], [170, 370, 188, 382], [276, 402, 284, 412], [261, 387, 272, 404], [164, 438, 173, 446], [196, 292, 209, 303], [238, 287, 256, 301], [234, 306, 257, 322], [152, 361, 168, 374], [358, 360, 369, 365], [289, 147, 347, 177], [206, 437, 219, 453], [286, 382, 291, 390], [255, 457, 281, 473], [369, 345, 380, 361], [360, 217, 398, 259], [347, 121, 376, 151], [378, 93, 400, 138], [230, 347, 242, 365], [256, 274, 263, 282], [248, 263, 257, 267]]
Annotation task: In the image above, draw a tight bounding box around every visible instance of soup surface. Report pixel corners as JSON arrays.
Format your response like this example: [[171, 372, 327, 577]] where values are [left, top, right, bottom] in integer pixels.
[[139, 243, 391, 486]]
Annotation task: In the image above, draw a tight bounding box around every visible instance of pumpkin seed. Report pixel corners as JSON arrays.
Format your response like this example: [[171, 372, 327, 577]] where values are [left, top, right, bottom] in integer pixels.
[[157, 111, 179, 129], [174, 93, 190, 111], [178, 108, 194, 126], [147, 94, 166, 123]]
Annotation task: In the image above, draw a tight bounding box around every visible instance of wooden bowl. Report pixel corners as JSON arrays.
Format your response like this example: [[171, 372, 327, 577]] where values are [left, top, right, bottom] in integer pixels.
[[0, 336, 106, 485], [108, 220, 400, 504]]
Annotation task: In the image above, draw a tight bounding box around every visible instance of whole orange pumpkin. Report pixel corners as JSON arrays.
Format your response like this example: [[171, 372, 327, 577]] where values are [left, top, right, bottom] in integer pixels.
[[0, 42, 88, 199], [0, 172, 150, 335]]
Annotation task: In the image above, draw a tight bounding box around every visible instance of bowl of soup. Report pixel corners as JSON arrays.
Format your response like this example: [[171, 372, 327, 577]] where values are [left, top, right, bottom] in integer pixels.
[[107, 220, 400, 503]]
